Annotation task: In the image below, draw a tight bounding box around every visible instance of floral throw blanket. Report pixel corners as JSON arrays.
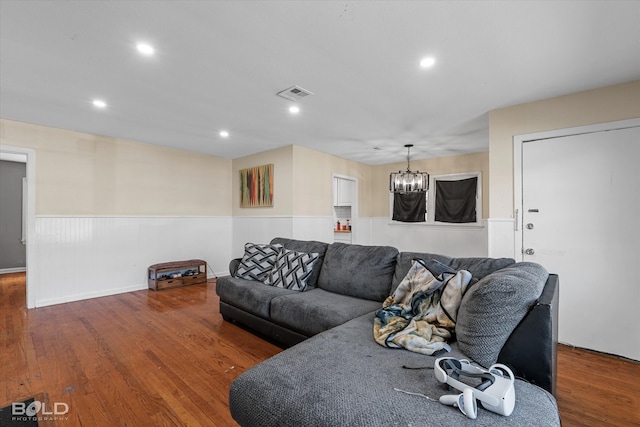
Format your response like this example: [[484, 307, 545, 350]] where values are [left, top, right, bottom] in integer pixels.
[[373, 259, 472, 355]]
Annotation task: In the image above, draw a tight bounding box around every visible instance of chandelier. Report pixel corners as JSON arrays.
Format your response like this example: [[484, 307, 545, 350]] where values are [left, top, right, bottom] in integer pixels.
[[389, 144, 429, 193]]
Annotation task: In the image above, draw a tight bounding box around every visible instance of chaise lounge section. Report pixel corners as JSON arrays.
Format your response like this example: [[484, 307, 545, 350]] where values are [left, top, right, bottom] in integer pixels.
[[216, 238, 560, 426]]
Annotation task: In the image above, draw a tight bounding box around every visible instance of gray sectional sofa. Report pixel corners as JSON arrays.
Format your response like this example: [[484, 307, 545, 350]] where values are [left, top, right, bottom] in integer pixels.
[[216, 238, 560, 426]]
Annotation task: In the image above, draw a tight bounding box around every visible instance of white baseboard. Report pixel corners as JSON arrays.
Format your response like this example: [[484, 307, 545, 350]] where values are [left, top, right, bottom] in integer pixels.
[[37, 271, 231, 308], [0, 267, 27, 274], [36, 283, 148, 307]]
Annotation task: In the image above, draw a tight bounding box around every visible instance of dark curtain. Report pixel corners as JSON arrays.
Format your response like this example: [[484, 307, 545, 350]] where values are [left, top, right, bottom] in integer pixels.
[[393, 192, 426, 222], [435, 177, 477, 223]]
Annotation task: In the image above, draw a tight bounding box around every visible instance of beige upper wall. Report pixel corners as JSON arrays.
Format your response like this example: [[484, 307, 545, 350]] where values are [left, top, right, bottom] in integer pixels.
[[1, 118, 491, 219], [292, 145, 374, 217], [489, 80, 640, 218], [370, 152, 490, 218], [0, 119, 232, 216], [232, 145, 293, 216], [232, 145, 374, 217], [233, 145, 485, 218]]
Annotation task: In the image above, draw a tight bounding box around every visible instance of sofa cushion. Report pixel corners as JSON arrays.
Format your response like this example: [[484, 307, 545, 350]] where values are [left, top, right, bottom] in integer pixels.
[[270, 289, 381, 336], [392, 252, 515, 294], [456, 262, 548, 368], [392, 252, 453, 293], [264, 249, 320, 291], [318, 243, 398, 302], [270, 238, 328, 288], [448, 257, 516, 280], [236, 242, 283, 281], [216, 275, 297, 318]]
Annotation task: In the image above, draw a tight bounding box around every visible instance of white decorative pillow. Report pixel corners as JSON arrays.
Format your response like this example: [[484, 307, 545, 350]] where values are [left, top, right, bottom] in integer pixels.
[[236, 243, 283, 281], [264, 249, 320, 291]]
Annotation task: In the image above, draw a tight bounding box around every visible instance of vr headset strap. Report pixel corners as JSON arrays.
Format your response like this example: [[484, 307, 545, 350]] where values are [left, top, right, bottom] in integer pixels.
[[442, 359, 495, 390]]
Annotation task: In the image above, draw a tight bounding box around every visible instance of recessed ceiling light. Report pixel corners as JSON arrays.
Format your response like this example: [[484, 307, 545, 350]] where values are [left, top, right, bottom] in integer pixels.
[[289, 105, 300, 114], [92, 99, 107, 108], [419, 57, 436, 68], [219, 130, 229, 138], [136, 43, 155, 56]]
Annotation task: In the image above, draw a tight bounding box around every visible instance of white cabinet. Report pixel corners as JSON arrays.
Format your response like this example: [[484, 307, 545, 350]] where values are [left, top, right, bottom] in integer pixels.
[[333, 176, 355, 244], [333, 177, 353, 206], [333, 231, 352, 243]]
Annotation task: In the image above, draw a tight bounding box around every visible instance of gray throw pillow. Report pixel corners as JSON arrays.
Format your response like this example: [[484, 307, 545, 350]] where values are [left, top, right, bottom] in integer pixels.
[[264, 249, 319, 291], [455, 262, 548, 368], [270, 238, 328, 288], [448, 257, 516, 281], [236, 243, 283, 281]]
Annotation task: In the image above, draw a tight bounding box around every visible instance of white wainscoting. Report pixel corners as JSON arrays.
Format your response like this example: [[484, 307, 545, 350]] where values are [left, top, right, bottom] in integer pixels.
[[32, 216, 232, 307], [28, 214, 494, 308], [232, 216, 488, 258], [232, 216, 335, 257], [232, 216, 294, 257], [292, 217, 335, 244], [487, 218, 516, 259], [358, 217, 488, 257]]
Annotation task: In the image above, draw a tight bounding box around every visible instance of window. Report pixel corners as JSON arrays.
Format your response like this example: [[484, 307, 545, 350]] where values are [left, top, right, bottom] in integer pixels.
[[389, 172, 482, 226], [434, 176, 477, 223], [392, 191, 427, 222]]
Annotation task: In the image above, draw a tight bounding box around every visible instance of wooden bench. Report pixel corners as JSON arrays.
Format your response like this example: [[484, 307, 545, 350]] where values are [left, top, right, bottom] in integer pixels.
[[148, 259, 207, 290]]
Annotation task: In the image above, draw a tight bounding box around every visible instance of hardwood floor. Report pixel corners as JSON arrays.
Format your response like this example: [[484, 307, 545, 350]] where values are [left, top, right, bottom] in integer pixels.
[[556, 345, 640, 426], [1, 272, 639, 426], [1, 273, 280, 426]]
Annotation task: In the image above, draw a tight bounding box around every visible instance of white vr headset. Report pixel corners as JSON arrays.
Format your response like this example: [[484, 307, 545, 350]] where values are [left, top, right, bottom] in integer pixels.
[[434, 357, 515, 419]]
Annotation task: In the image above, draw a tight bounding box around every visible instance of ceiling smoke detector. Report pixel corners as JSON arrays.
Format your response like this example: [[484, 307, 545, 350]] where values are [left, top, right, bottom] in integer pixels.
[[276, 85, 314, 102]]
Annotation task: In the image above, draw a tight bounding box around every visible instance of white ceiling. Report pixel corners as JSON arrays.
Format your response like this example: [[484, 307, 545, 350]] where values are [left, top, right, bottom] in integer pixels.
[[1, 1, 639, 165]]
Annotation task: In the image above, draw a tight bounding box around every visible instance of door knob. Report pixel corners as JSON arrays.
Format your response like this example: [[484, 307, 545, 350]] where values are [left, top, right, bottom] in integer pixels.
[[525, 248, 535, 255], [526, 223, 534, 230]]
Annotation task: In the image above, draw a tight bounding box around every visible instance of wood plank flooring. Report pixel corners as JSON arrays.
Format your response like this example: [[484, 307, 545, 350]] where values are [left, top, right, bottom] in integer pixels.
[[556, 345, 640, 426], [2, 272, 639, 426], [1, 273, 280, 426]]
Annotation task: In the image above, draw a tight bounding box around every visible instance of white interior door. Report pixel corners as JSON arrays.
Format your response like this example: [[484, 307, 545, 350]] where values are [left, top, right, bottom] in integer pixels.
[[521, 125, 640, 360]]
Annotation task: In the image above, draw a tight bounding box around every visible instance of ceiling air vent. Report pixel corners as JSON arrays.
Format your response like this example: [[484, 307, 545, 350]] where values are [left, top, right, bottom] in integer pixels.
[[276, 85, 314, 102]]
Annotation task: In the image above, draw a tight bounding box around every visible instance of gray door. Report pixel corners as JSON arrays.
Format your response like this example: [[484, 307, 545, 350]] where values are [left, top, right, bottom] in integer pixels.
[[521, 125, 640, 361]]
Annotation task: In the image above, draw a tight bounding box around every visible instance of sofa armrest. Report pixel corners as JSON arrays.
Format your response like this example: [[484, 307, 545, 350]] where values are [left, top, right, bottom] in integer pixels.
[[497, 274, 559, 395], [229, 258, 242, 277]]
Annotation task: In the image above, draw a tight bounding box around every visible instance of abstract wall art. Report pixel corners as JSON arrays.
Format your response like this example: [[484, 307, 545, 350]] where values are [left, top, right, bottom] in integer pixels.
[[240, 164, 273, 208]]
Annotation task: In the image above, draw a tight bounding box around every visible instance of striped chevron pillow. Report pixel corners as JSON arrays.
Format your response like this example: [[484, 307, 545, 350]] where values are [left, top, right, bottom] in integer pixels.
[[264, 249, 320, 291], [236, 243, 283, 281]]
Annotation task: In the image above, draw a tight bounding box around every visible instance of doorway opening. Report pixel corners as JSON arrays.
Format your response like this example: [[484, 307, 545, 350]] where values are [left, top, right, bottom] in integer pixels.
[[332, 174, 357, 244], [0, 146, 36, 308]]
